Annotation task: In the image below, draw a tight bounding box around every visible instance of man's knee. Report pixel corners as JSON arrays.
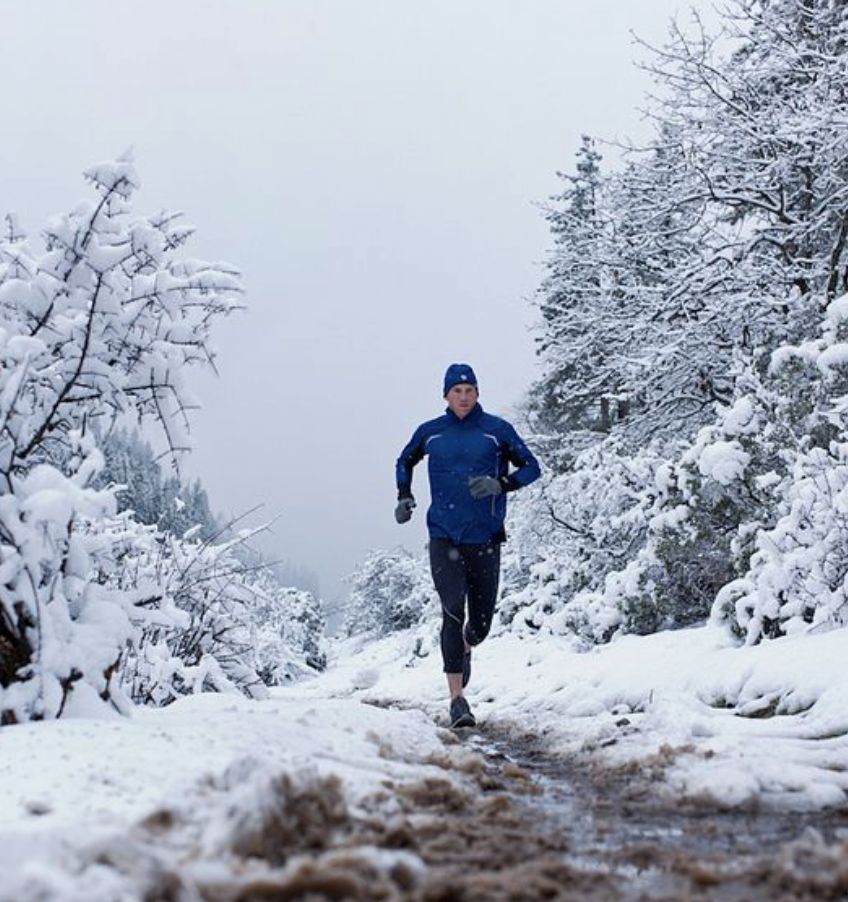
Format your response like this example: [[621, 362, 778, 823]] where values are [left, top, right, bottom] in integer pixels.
[[465, 613, 494, 646], [441, 601, 464, 626]]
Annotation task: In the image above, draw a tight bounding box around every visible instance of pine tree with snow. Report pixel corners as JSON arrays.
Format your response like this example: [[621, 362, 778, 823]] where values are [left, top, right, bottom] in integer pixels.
[[529, 135, 614, 467], [97, 428, 218, 541]]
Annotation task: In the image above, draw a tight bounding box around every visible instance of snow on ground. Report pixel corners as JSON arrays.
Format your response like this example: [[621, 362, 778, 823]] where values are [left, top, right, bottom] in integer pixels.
[[1, 621, 846, 898], [0, 693, 453, 900], [302, 622, 848, 812]]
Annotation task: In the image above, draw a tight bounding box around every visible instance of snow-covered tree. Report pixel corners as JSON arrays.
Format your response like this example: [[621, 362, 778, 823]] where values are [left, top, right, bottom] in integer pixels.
[[249, 578, 327, 685], [510, 0, 848, 646], [529, 136, 616, 470], [499, 441, 659, 640], [533, 1, 848, 458], [713, 293, 848, 643], [343, 548, 435, 638], [0, 154, 242, 722], [622, 0, 848, 439], [97, 428, 218, 540]]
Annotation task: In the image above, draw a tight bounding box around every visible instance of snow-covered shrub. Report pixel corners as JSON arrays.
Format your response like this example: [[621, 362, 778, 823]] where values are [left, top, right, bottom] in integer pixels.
[[0, 434, 138, 721], [276, 587, 327, 672], [0, 155, 241, 722], [116, 528, 271, 705], [343, 548, 436, 638], [546, 359, 801, 640], [614, 382, 778, 634], [713, 295, 848, 643], [100, 518, 326, 702], [499, 439, 661, 640], [250, 580, 327, 685], [714, 446, 848, 643]]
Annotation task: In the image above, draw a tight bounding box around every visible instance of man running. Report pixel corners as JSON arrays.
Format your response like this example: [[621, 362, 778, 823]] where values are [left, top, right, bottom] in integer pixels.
[[395, 363, 541, 727]]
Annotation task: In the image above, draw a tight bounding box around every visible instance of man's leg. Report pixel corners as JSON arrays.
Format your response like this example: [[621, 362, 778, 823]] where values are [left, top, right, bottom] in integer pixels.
[[429, 538, 467, 699], [461, 540, 501, 649]]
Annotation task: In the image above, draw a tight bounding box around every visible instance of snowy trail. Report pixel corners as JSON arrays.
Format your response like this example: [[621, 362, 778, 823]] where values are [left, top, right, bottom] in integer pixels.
[[2, 701, 847, 900], [4, 622, 848, 898], [21, 702, 841, 901], [331, 700, 848, 900]]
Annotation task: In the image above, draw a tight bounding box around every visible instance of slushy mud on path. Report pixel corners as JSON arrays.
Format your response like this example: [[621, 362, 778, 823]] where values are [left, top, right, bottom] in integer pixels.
[[448, 724, 848, 900], [196, 715, 848, 901], [54, 712, 848, 901]]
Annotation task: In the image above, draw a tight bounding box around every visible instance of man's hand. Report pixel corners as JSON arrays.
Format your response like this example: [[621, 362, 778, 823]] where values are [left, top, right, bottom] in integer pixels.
[[395, 496, 416, 524], [468, 475, 503, 499]]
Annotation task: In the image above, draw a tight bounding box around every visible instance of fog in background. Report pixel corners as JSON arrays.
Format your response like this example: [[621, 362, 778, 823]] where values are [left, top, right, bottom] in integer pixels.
[[0, 1, 715, 614]]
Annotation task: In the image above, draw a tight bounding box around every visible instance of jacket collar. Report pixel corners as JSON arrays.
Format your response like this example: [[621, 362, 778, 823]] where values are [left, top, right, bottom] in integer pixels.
[[445, 402, 484, 424]]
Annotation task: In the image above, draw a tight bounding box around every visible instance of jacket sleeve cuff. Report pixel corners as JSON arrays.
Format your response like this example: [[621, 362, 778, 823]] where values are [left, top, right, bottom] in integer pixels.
[[499, 475, 518, 493], [398, 486, 414, 500]]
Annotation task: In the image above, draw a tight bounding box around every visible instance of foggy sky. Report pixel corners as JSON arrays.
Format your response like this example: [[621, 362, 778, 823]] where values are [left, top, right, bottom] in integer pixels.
[[1, 1, 714, 609]]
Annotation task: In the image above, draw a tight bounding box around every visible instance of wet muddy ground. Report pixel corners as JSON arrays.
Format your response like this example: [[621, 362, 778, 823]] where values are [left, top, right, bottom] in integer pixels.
[[450, 725, 848, 900], [50, 713, 848, 901], [196, 717, 848, 901]]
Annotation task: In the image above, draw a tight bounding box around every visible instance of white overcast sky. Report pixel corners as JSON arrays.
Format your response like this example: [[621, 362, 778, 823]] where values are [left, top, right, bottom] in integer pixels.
[[1, 1, 716, 607]]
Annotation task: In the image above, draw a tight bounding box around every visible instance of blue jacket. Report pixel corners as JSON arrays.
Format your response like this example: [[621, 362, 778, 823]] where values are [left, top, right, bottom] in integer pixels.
[[396, 403, 541, 544]]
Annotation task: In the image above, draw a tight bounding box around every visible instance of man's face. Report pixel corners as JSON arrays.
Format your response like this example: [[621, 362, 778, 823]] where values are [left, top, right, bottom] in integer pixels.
[[445, 383, 479, 418]]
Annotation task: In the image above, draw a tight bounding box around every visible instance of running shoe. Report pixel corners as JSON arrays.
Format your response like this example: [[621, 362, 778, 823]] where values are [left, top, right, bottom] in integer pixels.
[[449, 695, 476, 728]]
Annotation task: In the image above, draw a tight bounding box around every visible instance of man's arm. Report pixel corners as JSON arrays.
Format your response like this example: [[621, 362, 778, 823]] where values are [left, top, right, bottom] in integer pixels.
[[396, 425, 426, 499], [498, 422, 541, 492]]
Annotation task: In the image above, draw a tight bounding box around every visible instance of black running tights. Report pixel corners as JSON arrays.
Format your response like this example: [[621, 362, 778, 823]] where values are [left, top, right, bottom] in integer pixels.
[[429, 538, 501, 674]]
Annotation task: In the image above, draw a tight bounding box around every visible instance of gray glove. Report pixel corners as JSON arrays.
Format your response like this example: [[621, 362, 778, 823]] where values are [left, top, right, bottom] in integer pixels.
[[468, 475, 503, 499], [395, 496, 416, 524]]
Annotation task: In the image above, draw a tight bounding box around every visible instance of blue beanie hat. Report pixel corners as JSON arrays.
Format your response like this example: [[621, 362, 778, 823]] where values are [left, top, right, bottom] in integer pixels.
[[443, 363, 478, 396]]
